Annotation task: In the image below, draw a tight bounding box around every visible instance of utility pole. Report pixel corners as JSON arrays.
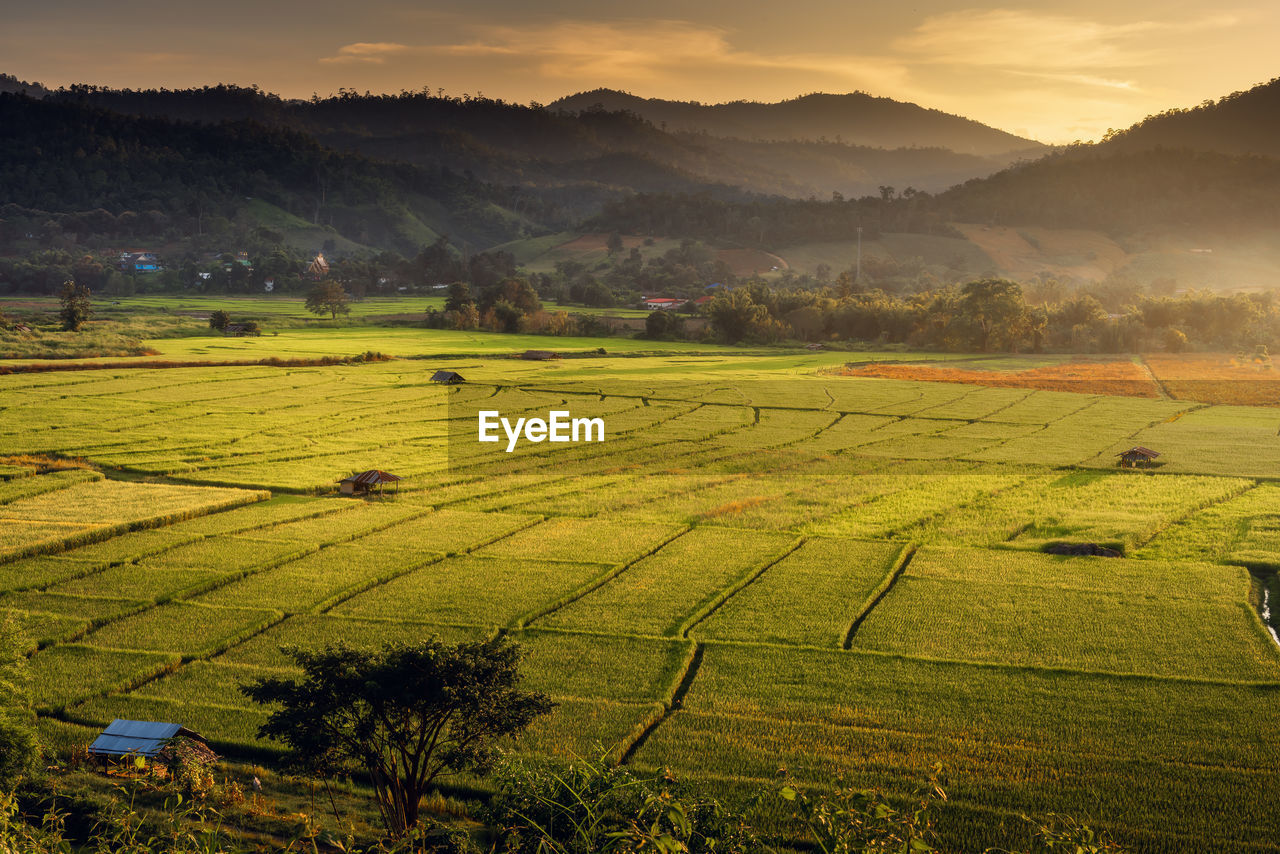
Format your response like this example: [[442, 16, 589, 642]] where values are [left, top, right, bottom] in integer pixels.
[[855, 226, 862, 283]]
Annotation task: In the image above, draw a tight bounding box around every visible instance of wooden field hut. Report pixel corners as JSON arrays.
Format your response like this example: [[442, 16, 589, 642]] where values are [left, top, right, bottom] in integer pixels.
[[520, 350, 560, 361], [431, 370, 466, 384], [1117, 446, 1160, 467], [338, 469, 402, 496]]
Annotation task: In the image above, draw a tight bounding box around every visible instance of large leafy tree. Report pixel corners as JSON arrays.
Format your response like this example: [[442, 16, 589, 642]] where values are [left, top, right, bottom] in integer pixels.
[[208, 309, 230, 331], [959, 278, 1027, 352], [241, 638, 553, 837], [444, 281, 473, 313], [708, 289, 769, 343], [58, 280, 92, 331], [304, 281, 350, 320]]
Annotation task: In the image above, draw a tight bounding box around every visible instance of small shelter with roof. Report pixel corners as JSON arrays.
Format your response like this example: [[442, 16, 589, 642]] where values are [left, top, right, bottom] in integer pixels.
[[338, 469, 402, 496], [431, 370, 466, 384], [307, 252, 330, 279], [1117, 446, 1160, 467], [88, 719, 208, 765]]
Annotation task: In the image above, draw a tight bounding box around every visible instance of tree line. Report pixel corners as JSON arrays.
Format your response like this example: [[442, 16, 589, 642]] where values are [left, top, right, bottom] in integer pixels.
[[692, 279, 1280, 353]]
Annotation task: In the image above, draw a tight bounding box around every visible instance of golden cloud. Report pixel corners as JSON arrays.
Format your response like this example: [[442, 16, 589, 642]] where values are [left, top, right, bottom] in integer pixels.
[[894, 8, 1238, 83], [319, 19, 913, 95], [320, 42, 413, 65]]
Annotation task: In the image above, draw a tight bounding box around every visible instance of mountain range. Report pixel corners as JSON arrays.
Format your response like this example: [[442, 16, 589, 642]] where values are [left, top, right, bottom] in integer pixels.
[[549, 89, 1044, 156], [1, 73, 1277, 278]]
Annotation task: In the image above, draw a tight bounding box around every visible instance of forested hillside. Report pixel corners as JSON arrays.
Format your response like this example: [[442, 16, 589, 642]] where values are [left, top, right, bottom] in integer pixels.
[[550, 89, 1045, 154], [1101, 77, 1280, 157], [0, 92, 553, 254], [39, 84, 1031, 198]]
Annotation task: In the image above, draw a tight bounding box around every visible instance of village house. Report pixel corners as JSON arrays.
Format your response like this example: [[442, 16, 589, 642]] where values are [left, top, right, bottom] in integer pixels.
[[119, 251, 161, 273], [643, 297, 684, 311]]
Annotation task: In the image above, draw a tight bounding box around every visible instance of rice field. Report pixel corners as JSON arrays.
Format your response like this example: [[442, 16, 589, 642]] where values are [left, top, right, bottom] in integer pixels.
[[3, 346, 1280, 851]]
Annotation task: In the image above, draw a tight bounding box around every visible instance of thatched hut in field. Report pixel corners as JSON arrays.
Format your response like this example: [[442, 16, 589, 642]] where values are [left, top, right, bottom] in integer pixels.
[[431, 370, 466, 384], [1117, 446, 1160, 467]]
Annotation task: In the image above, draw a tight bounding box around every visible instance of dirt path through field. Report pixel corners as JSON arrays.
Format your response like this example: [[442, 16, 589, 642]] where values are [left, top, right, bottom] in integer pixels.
[[1137, 357, 1173, 400]]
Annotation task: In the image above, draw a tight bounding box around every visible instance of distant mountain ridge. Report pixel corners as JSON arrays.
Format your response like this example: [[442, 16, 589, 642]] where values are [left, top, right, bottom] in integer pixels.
[[20, 80, 1039, 201], [1101, 77, 1280, 157], [550, 89, 1046, 156]]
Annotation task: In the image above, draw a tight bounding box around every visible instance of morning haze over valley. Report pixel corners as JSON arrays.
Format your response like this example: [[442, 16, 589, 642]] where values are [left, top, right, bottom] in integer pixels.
[[2, 2, 1280, 852]]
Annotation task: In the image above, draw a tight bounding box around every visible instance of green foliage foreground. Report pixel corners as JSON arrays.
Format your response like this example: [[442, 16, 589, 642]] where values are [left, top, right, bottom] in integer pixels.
[[0, 759, 1126, 854]]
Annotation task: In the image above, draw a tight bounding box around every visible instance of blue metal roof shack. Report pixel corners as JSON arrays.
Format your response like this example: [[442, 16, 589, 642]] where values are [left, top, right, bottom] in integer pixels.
[[87, 719, 205, 758]]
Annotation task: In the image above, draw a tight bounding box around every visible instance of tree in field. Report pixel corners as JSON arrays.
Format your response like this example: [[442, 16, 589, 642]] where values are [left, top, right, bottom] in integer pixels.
[[0, 615, 39, 788], [241, 638, 553, 837], [208, 309, 230, 331], [644, 310, 683, 340], [58, 280, 92, 331], [959, 278, 1027, 352], [605, 231, 624, 257], [305, 282, 350, 320], [708, 289, 769, 343], [444, 281, 473, 313]]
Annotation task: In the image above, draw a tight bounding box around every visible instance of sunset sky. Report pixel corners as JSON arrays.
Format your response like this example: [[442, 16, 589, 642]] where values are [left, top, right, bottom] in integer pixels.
[[6, 0, 1277, 143]]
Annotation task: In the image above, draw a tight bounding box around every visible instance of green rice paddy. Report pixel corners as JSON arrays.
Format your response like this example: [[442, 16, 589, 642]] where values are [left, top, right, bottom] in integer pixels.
[[2, 339, 1280, 851]]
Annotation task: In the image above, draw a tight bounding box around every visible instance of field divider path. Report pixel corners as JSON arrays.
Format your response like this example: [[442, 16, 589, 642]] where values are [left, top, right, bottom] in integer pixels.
[[888, 469, 1042, 541], [679, 537, 807, 638], [1130, 479, 1260, 552], [9, 500, 350, 597], [38, 502, 437, 666], [618, 640, 703, 766], [40, 651, 185, 717], [843, 543, 918, 650], [79, 514, 552, 716], [1078, 399, 1208, 470], [167, 504, 440, 604], [513, 525, 694, 629], [313, 514, 546, 616], [0, 488, 271, 566], [1139, 356, 1175, 400]]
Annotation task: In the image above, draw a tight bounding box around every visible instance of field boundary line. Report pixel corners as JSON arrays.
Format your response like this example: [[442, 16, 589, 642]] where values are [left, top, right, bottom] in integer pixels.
[[70, 608, 293, 715], [678, 537, 807, 638], [618, 641, 703, 765], [32, 648, 184, 716], [19, 499, 355, 597], [177, 501, 436, 600], [843, 543, 917, 649], [43, 504, 436, 659], [307, 512, 547, 617], [1138, 355, 1174, 400], [0, 489, 270, 567], [314, 513, 546, 616], [1131, 479, 1259, 552], [513, 525, 693, 629], [310, 554, 449, 615]]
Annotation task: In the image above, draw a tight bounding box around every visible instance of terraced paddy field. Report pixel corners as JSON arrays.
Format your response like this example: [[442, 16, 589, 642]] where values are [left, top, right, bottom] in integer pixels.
[[2, 345, 1280, 852]]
